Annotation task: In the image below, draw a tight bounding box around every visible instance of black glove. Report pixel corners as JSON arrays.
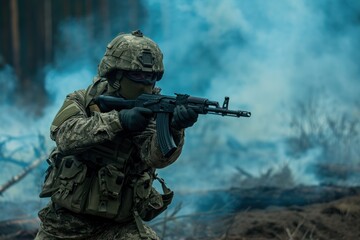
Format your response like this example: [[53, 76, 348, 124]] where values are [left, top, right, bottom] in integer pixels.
[[119, 107, 153, 132], [171, 105, 198, 130]]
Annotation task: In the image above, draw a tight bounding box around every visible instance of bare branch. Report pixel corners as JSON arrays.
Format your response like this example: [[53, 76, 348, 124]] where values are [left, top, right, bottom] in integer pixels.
[[0, 156, 45, 196]]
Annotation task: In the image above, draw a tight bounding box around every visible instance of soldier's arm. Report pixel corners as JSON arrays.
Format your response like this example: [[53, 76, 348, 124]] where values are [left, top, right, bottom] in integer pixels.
[[132, 121, 185, 168], [50, 90, 122, 155]]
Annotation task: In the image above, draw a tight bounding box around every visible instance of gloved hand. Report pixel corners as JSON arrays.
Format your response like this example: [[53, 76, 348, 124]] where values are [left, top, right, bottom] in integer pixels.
[[171, 105, 198, 130], [119, 107, 153, 131]]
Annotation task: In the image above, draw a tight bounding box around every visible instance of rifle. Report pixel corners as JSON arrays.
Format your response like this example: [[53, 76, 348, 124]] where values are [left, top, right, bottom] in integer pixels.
[[95, 93, 251, 157]]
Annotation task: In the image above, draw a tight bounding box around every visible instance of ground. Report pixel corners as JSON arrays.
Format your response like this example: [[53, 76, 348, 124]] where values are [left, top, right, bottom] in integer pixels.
[[184, 194, 360, 240], [1, 191, 360, 239]]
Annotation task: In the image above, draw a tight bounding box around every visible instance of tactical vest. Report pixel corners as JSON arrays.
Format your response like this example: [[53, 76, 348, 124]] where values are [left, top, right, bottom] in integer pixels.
[[40, 77, 173, 226]]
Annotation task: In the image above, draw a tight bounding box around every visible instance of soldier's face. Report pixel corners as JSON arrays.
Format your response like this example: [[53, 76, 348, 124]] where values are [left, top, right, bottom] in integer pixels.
[[119, 76, 153, 100]]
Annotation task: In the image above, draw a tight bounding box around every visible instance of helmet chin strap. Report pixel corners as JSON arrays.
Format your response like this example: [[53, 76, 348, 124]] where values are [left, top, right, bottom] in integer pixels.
[[112, 80, 121, 90], [106, 71, 123, 91], [106, 83, 122, 97]]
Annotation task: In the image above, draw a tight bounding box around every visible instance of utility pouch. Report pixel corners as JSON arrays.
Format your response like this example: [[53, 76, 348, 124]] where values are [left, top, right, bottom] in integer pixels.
[[51, 156, 89, 213], [85, 164, 125, 219], [139, 175, 174, 221], [134, 172, 154, 201], [39, 149, 63, 198], [39, 162, 57, 198]]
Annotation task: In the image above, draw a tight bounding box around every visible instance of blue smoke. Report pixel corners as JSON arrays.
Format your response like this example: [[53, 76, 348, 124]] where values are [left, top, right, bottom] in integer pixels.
[[139, 0, 360, 190]]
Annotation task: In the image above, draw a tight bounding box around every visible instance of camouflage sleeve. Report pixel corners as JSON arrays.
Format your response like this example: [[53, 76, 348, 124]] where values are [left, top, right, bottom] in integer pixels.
[[50, 90, 122, 155], [132, 120, 185, 169]]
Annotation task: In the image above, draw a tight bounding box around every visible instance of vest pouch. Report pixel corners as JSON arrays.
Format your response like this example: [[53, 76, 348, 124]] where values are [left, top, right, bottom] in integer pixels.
[[113, 185, 134, 222], [51, 156, 89, 213], [133, 172, 156, 219], [140, 177, 174, 221], [39, 149, 63, 198], [140, 187, 164, 221], [39, 163, 57, 198], [134, 172, 153, 200], [85, 164, 124, 219]]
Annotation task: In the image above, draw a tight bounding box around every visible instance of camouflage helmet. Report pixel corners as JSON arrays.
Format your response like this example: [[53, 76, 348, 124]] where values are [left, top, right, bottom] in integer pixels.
[[98, 30, 164, 80]]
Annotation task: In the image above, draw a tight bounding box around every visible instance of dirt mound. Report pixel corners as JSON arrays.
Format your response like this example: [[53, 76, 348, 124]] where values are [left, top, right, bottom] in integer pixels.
[[213, 195, 360, 240]]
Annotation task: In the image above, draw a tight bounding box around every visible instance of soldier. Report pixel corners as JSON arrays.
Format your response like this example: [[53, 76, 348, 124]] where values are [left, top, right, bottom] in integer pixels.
[[35, 30, 198, 240]]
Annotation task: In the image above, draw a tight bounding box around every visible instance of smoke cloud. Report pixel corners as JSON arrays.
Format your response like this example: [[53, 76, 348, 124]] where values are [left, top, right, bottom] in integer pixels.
[[138, 0, 360, 190]]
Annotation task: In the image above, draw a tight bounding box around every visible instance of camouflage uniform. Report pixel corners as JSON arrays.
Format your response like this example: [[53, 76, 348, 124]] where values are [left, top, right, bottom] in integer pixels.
[[35, 31, 191, 239]]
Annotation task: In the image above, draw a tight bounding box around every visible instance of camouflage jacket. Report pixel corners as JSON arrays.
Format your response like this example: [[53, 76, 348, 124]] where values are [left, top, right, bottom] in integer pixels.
[[50, 77, 184, 169], [37, 78, 180, 239]]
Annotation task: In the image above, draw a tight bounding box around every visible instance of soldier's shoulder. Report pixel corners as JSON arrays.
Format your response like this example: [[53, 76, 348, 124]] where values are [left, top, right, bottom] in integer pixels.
[[65, 88, 87, 104]]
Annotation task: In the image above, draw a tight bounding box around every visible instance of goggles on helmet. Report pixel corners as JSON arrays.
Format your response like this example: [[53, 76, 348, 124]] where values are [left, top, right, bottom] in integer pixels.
[[124, 71, 159, 85]]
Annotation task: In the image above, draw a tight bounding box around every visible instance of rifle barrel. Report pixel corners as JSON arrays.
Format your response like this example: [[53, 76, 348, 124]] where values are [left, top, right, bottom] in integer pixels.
[[204, 107, 251, 117]]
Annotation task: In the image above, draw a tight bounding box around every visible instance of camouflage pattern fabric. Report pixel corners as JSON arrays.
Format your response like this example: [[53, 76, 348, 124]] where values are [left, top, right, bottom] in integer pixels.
[[35, 202, 159, 240], [50, 87, 184, 167], [98, 31, 164, 78]]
